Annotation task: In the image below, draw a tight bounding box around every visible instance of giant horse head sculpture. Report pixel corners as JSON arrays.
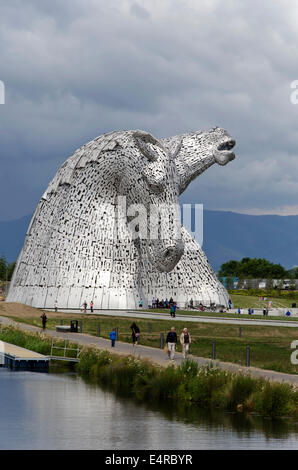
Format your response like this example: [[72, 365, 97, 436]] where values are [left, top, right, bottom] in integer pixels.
[[7, 127, 235, 309]]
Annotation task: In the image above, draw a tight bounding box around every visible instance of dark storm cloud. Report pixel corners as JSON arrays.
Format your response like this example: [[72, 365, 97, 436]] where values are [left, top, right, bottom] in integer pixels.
[[1, 0, 298, 220]]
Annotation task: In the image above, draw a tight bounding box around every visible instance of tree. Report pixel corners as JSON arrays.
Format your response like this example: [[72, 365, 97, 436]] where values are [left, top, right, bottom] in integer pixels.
[[219, 257, 287, 279], [7, 262, 16, 281], [0, 256, 6, 281], [218, 260, 239, 277]]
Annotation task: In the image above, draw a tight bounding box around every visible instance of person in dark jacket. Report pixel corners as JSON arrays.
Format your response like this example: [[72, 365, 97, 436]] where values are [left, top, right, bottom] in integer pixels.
[[166, 327, 178, 360], [40, 312, 47, 330], [130, 322, 140, 346]]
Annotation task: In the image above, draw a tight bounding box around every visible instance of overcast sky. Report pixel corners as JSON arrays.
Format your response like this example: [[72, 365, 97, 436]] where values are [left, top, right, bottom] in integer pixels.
[[1, 0, 298, 220]]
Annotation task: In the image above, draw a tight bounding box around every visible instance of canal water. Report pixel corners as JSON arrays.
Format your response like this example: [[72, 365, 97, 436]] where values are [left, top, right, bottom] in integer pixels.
[[0, 369, 297, 450]]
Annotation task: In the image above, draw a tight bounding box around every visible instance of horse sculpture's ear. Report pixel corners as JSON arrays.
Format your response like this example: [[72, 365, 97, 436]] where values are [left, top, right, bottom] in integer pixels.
[[133, 130, 165, 162]]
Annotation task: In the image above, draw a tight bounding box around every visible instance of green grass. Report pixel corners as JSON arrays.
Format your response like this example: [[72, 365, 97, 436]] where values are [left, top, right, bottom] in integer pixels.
[[146, 307, 298, 321], [230, 294, 295, 309], [8, 313, 298, 374]]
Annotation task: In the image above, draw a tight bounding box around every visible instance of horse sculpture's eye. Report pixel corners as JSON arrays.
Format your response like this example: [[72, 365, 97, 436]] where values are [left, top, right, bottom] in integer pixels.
[[142, 166, 166, 194], [148, 181, 164, 193]]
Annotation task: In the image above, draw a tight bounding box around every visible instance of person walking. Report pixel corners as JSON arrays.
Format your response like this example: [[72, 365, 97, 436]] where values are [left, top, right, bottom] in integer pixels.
[[130, 322, 140, 347], [109, 330, 117, 347], [139, 298, 143, 308], [180, 328, 191, 359], [40, 312, 47, 330], [170, 304, 176, 318], [82, 300, 87, 313], [166, 327, 178, 360], [90, 300, 94, 313]]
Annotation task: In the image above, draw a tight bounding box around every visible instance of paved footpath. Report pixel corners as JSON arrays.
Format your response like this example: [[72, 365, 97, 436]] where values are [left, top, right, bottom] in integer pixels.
[[1, 315, 298, 385], [46, 308, 298, 328]]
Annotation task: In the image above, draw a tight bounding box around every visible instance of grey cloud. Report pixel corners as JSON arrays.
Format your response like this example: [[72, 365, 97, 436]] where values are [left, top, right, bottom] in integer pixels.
[[130, 2, 151, 20], [1, 0, 298, 220]]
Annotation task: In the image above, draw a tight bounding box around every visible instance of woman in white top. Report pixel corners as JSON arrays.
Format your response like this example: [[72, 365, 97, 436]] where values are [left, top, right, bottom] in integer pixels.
[[180, 328, 192, 359]]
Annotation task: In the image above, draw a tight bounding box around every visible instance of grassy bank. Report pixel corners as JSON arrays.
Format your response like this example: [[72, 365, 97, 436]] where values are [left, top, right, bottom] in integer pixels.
[[0, 325, 79, 370], [1, 324, 298, 418], [77, 348, 298, 418], [9, 314, 298, 374]]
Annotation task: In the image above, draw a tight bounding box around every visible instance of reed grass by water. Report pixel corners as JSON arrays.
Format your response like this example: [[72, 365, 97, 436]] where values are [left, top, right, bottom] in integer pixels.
[[77, 348, 298, 418]]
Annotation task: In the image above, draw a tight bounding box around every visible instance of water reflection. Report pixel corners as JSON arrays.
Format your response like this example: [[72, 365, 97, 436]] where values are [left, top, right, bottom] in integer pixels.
[[79, 374, 298, 448], [0, 369, 297, 450]]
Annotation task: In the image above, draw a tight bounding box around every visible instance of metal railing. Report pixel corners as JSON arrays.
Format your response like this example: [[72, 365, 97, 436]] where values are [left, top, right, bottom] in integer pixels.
[[50, 339, 82, 361]]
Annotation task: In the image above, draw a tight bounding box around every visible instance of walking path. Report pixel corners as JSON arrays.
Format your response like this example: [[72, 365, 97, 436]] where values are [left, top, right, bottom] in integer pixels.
[[1, 315, 298, 385], [45, 308, 298, 328]]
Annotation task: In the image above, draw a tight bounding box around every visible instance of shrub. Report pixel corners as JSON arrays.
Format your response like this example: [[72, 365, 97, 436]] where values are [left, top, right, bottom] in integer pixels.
[[254, 382, 296, 417], [225, 375, 259, 411], [179, 359, 199, 377]]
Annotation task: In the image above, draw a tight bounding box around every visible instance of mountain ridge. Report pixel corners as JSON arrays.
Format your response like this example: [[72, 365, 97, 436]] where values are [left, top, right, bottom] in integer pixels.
[[0, 210, 297, 271]]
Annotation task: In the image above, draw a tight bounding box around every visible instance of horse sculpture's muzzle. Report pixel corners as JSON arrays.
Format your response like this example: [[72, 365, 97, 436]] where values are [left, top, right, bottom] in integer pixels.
[[146, 238, 185, 273]]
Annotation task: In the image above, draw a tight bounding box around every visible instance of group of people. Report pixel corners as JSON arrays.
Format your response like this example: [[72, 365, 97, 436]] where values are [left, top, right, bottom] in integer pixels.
[[237, 307, 256, 315], [109, 322, 140, 348], [80, 298, 179, 312], [81, 300, 94, 313], [166, 327, 191, 360], [42, 304, 191, 361], [109, 323, 191, 360], [151, 297, 175, 309], [138, 297, 178, 317]]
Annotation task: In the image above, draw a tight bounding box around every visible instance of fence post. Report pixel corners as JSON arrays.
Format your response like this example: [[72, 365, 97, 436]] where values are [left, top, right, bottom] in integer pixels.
[[148, 322, 152, 334], [97, 324, 101, 337], [239, 327, 242, 338], [60, 319, 63, 325], [160, 333, 164, 349], [114, 327, 119, 340], [212, 341, 216, 360], [246, 345, 250, 367], [80, 321, 83, 333]]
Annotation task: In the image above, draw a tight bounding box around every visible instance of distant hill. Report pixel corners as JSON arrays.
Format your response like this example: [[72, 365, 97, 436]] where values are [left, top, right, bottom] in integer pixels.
[[203, 211, 298, 271], [0, 211, 297, 271]]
